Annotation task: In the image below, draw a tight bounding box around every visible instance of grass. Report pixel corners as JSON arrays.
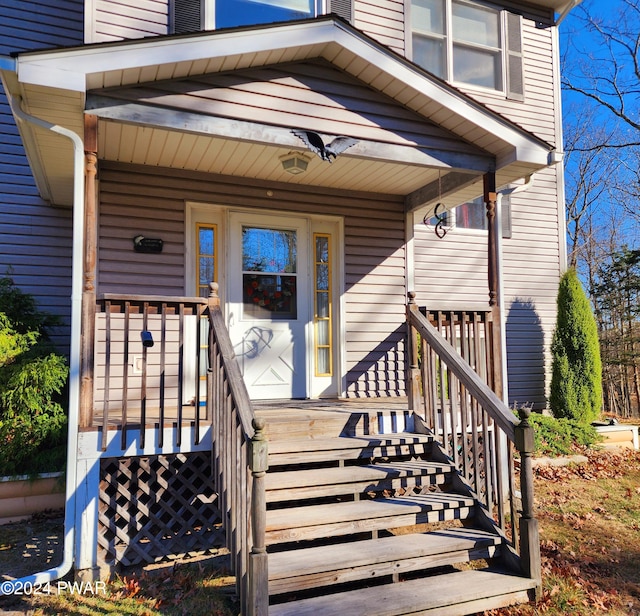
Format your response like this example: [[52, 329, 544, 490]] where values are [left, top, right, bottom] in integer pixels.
[[2, 449, 639, 615]]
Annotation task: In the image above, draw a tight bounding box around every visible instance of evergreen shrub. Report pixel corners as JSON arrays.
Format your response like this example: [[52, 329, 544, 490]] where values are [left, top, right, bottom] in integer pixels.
[[550, 268, 603, 424], [0, 276, 68, 476]]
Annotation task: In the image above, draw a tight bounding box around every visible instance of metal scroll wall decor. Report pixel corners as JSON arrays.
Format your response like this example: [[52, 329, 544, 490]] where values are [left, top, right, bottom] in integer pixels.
[[424, 202, 448, 239]]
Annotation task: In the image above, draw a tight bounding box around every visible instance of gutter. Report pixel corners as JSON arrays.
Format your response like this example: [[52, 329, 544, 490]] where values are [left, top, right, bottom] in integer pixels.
[[1, 93, 84, 594], [556, 0, 582, 26], [496, 175, 534, 403]]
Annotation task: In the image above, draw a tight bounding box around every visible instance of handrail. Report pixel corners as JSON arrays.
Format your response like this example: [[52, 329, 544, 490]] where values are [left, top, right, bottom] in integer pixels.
[[207, 283, 268, 616], [407, 294, 540, 586], [408, 305, 517, 442], [208, 303, 255, 440]]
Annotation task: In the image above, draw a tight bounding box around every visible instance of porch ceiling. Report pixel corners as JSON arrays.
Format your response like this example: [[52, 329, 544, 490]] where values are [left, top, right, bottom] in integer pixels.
[[2, 16, 556, 214]]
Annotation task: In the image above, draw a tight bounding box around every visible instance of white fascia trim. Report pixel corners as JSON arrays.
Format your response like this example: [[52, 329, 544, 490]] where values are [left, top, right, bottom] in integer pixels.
[[16, 19, 342, 92]]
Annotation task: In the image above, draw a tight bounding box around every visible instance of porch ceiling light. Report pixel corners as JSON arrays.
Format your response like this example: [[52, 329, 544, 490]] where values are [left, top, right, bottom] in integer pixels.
[[280, 151, 310, 175]]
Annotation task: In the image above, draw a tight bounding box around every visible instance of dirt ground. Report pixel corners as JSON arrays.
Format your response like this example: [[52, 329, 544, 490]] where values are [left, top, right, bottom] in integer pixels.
[[0, 511, 64, 615]]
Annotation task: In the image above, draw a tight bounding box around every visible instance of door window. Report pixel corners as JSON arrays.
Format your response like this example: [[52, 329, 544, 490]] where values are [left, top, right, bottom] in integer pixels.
[[241, 226, 298, 319]]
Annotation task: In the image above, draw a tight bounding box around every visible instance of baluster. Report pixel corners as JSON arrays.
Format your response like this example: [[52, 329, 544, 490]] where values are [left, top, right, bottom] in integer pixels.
[[101, 300, 111, 451], [140, 301, 149, 448], [159, 302, 167, 447], [406, 292, 422, 415], [121, 302, 130, 450]]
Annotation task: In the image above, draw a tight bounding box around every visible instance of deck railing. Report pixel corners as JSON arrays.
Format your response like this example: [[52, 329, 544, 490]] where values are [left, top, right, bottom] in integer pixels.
[[207, 284, 268, 616], [407, 294, 540, 583], [91, 286, 268, 612], [91, 293, 211, 450]]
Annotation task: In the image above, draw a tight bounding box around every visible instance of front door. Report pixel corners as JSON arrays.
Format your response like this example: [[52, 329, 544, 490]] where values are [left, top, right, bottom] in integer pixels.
[[228, 212, 309, 399]]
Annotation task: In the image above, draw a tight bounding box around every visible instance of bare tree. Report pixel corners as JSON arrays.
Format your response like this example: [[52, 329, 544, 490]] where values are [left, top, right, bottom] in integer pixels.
[[562, 0, 640, 150], [563, 109, 620, 270]]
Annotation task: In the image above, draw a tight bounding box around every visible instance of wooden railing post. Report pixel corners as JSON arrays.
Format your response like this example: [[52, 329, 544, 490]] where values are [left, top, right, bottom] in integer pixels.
[[249, 417, 269, 616], [79, 114, 98, 428], [515, 407, 541, 590], [407, 292, 422, 414]]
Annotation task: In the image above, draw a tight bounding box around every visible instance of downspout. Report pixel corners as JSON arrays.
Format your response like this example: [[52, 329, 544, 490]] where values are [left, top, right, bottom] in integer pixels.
[[496, 175, 534, 403], [1, 94, 84, 593]]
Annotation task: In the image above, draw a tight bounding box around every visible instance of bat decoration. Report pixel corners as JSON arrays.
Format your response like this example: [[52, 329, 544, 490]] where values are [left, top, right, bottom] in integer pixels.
[[291, 130, 358, 162]]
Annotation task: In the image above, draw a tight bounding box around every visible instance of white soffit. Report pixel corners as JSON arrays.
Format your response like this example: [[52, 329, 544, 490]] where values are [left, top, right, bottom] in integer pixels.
[[14, 17, 553, 168]]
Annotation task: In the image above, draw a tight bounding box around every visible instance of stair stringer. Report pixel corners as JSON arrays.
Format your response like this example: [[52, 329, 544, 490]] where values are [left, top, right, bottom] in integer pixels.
[[412, 412, 524, 576]]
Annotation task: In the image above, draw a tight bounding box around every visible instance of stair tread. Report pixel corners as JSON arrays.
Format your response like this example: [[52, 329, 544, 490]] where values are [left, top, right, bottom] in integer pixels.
[[268, 568, 537, 616], [268, 432, 433, 454], [267, 460, 455, 491], [266, 493, 475, 531], [269, 528, 502, 579]]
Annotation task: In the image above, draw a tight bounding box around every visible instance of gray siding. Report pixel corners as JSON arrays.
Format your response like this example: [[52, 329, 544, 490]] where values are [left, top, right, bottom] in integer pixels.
[[0, 0, 84, 350], [90, 0, 169, 42], [413, 166, 561, 410], [98, 162, 407, 397], [354, 0, 405, 54]]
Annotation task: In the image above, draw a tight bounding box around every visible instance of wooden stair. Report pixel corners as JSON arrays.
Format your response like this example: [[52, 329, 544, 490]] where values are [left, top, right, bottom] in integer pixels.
[[258, 406, 537, 616]]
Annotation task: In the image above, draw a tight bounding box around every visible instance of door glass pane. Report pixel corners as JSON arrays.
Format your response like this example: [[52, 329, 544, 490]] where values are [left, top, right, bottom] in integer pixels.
[[242, 226, 297, 319], [314, 233, 332, 376], [316, 291, 329, 318], [242, 227, 297, 273], [197, 224, 216, 298]]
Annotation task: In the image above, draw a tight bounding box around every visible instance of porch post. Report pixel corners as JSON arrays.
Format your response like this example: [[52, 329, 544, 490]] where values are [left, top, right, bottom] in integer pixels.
[[484, 172, 503, 399], [79, 115, 98, 427]]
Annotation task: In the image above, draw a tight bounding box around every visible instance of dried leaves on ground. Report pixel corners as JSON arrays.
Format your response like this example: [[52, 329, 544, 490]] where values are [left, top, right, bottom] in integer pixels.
[[488, 448, 640, 616]]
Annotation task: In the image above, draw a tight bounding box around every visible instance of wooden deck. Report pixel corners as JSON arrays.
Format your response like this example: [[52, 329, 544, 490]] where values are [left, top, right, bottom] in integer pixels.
[[88, 397, 412, 432]]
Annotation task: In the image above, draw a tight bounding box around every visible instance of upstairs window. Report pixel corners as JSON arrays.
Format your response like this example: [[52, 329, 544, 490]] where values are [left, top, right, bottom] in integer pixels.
[[410, 0, 523, 99], [217, 0, 315, 28], [173, 0, 352, 33]]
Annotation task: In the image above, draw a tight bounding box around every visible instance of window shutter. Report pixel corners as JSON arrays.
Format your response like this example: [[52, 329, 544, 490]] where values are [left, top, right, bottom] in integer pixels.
[[501, 195, 512, 239], [172, 0, 203, 34], [505, 12, 524, 101], [328, 0, 353, 23]]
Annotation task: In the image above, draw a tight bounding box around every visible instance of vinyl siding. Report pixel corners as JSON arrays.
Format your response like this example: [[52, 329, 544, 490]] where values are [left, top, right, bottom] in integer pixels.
[[354, 0, 405, 55], [98, 162, 407, 397], [0, 0, 83, 351], [90, 0, 169, 42], [413, 166, 561, 410]]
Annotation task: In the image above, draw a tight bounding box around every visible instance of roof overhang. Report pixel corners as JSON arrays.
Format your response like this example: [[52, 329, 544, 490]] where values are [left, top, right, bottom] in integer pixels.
[[1, 16, 555, 212]]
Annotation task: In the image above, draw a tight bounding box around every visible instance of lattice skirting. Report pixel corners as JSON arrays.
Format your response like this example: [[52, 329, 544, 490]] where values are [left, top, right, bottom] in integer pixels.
[[98, 452, 225, 568]]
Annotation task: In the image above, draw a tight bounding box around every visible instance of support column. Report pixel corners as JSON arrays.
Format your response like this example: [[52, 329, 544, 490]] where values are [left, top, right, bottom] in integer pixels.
[[484, 172, 503, 399], [79, 115, 98, 427]]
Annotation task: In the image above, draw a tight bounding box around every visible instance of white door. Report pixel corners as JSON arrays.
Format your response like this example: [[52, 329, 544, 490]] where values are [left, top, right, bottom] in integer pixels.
[[228, 212, 309, 399]]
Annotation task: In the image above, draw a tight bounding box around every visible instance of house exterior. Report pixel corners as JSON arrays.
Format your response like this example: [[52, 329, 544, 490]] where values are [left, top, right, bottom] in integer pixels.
[[0, 0, 574, 612]]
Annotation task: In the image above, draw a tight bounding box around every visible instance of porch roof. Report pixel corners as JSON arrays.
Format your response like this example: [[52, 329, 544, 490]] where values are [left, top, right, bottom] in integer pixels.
[[1, 15, 556, 213]]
